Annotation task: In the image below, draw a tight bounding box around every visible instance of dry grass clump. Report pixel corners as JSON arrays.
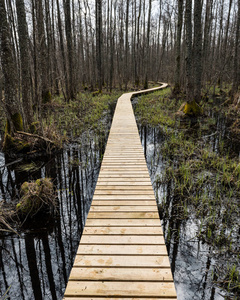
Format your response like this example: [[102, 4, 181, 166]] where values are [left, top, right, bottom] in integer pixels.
[[16, 178, 57, 221], [0, 203, 17, 234]]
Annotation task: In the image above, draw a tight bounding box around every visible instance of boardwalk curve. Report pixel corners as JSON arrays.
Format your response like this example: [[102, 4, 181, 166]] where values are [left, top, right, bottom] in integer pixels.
[[64, 83, 177, 299]]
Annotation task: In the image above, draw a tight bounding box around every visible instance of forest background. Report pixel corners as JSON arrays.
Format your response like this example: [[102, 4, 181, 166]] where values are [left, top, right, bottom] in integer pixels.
[[0, 0, 239, 136]]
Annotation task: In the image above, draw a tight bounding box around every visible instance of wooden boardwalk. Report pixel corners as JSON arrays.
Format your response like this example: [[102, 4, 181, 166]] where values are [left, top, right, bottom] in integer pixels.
[[64, 84, 177, 299]]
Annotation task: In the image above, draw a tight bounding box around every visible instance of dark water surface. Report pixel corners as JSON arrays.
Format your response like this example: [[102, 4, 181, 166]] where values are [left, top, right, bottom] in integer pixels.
[[0, 132, 106, 300]]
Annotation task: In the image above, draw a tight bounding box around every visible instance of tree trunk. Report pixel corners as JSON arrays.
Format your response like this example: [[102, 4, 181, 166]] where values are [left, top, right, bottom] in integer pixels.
[[64, 0, 75, 99], [183, 0, 201, 115], [232, 0, 240, 95], [0, 0, 23, 133], [78, 0, 85, 87], [193, 0, 202, 102], [96, 0, 103, 91], [56, 0, 69, 101], [144, 0, 152, 89], [173, 0, 183, 95], [124, 0, 130, 91], [16, 0, 34, 126], [35, 0, 50, 104], [185, 0, 193, 102]]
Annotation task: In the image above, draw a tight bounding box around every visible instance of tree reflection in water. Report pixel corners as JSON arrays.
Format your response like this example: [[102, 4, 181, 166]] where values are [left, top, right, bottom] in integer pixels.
[[0, 132, 105, 299], [139, 125, 225, 300]]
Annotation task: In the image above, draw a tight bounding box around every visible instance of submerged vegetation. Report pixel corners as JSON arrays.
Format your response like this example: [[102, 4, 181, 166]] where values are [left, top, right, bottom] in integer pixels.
[[134, 87, 240, 299]]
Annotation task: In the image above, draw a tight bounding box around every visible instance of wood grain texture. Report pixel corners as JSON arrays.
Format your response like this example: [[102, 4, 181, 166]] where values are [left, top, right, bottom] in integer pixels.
[[64, 281, 176, 297], [68, 267, 173, 281], [87, 212, 159, 219], [73, 255, 171, 267], [90, 205, 158, 212], [84, 219, 161, 226], [76, 245, 167, 255], [91, 200, 157, 205], [64, 298, 177, 300], [80, 235, 165, 245], [83, 226, 163, 235]]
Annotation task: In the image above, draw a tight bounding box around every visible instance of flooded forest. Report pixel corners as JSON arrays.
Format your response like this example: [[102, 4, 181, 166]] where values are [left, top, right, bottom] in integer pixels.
[[0, 0, 240, 299]]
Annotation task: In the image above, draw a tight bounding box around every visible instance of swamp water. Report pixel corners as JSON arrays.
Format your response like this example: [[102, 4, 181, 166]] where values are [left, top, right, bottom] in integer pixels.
[[0, 103, 237, 300], [139, 125, 227, 300], [0, 132, 106, 300]]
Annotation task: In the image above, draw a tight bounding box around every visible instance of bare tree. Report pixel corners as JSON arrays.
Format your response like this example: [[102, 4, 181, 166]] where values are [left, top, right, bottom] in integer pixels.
[[124, 0, 130, 91], [16, 0, 34, 126], [56, 0, 69, 100], [231, 0, 240, 95], [64, 0, 76, 99], [185, 0, 193, 102], [0, 0, 23, 133], [96, 0, 103, 91], [193, 0, 202, 102], [144, 0, 152, 89], [173, 0, 183, 95], [35, 0, 50, 104]]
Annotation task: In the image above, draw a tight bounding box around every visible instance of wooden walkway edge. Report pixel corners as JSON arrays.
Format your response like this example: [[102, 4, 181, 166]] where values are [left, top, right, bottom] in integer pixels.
[[64, 83, 178, 299]]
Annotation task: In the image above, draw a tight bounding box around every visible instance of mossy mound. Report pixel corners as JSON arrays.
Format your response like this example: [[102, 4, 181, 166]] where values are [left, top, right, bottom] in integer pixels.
[[92, 90, 102, 96], [29, 122, 40, 134], [16, 178, 57, 219], [43, 90, 52, 104], [5, 113, 23, 135], [12, 113, 24, 131], [183, 100, 202, 116], [3, 133, 30, 152]]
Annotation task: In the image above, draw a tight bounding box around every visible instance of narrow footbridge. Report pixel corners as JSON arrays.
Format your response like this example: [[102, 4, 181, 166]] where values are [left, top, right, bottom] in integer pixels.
[[64, 84, 177, 299]]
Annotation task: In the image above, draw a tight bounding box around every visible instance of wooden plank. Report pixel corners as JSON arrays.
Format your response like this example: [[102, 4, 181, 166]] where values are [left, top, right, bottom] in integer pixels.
[[63, 296, 177, 300], [101, 163, 147, 166], [90, 206, 158, 212], [96, 181, 152, 185], [77, 245, 167, 255], [91, 200, 156, 206], [83, 227, 163, 235], [64, 281, 176, 297], [98, 175, 150, 178], [85, 219, 161, 227], [99, 172, 150, 175], [95, 185, 153, 190], [80, 235, 165, 245], [87, 212, 159, 219], [99, 169, 150, 172], [100, 167, 149, 170], [93, 191, 154, 194], [73, 255, 171, 267], [102, 158, 146, 160], [92, 195, 156, 200], [68, 267, 173, 281]]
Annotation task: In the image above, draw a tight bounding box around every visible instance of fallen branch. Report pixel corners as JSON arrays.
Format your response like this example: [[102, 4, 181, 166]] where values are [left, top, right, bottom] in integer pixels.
[[16, 131, 55, 144]]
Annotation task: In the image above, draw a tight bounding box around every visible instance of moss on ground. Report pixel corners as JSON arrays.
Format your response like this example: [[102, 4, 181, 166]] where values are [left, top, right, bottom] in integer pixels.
[[134, 88, 177, 127], [43, 91, 121, 138], [134, 87, 240, 299]]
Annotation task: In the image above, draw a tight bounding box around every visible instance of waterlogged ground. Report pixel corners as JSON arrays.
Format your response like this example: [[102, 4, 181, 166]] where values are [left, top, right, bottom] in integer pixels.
[[0, 131, 107, 299], [0, 89, 239, 299], [0, 92, 117, 299], [134, 87, 240, 300], [139, 125, 227, 300]]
